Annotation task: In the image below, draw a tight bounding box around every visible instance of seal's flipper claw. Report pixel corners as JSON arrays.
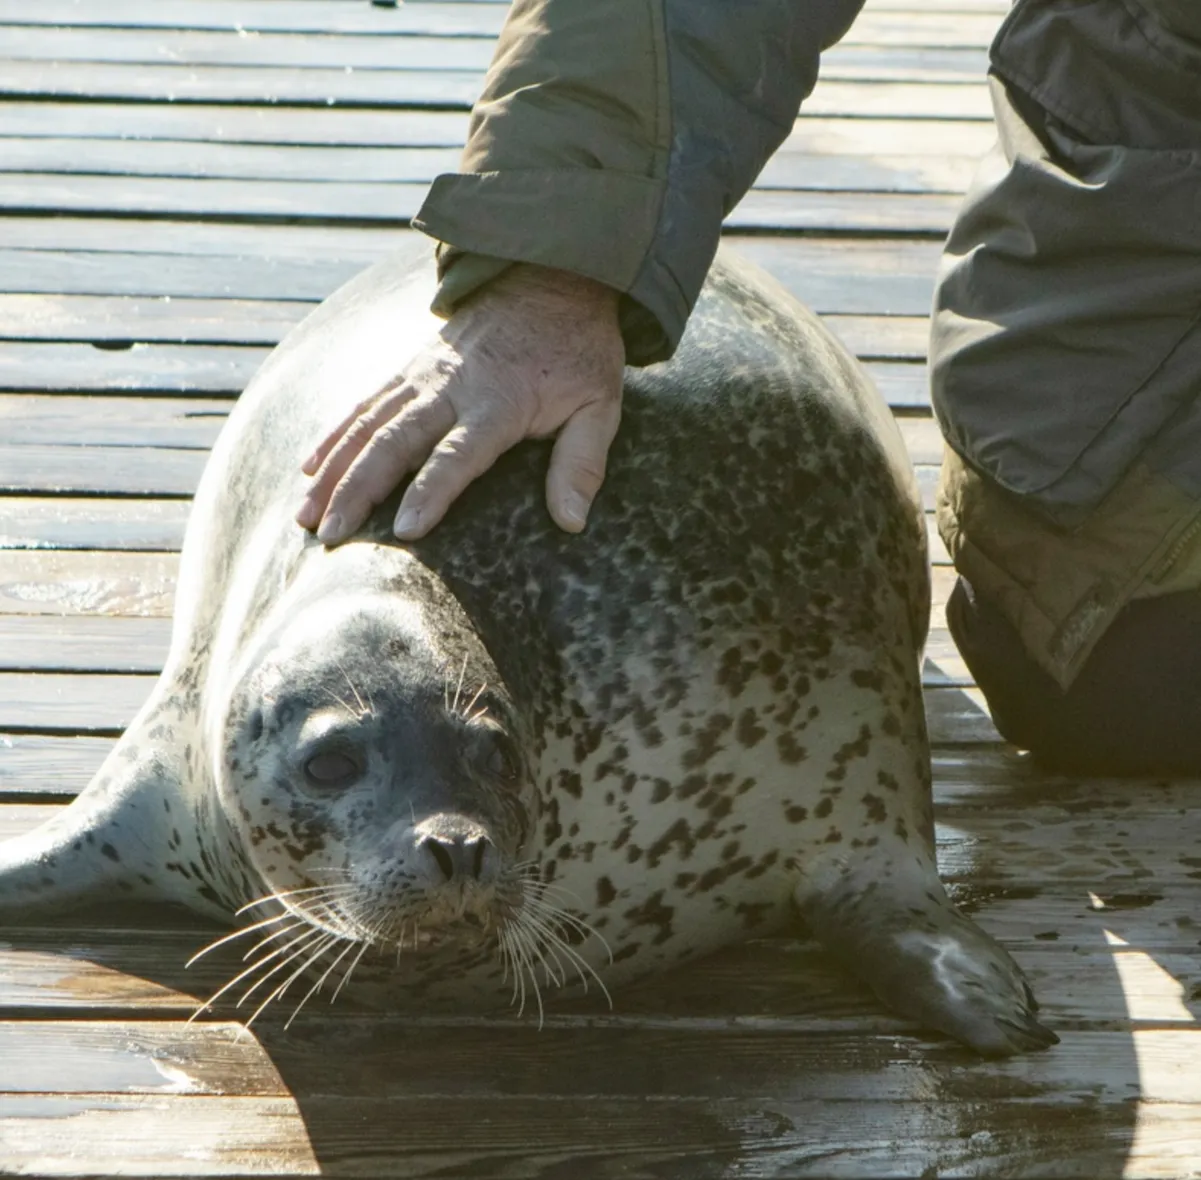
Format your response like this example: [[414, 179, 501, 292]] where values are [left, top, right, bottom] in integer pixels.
[[795, 859, 1058, 1058]]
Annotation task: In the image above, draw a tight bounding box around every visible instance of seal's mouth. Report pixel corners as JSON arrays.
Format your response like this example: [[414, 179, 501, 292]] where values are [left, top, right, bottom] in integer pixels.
[[185, 870, 615, 1029]]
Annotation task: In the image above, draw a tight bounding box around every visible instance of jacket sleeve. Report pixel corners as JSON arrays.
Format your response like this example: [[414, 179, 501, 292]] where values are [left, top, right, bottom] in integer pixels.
[[412, 0, 865, 365]]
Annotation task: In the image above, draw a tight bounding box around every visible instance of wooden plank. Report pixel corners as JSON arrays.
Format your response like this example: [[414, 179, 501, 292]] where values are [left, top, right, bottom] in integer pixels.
[[0, 1092, 1196, 1177], [0, 28, 988, 84], [0, 395, 228, 446], [0, 497, 192, 552], [0, 101, 473, 144], [0, 4, 1003, 47], [0, 672, 154, 732], [0, 137, 466, 186], [0, 59, 993, 120], [0, 247, 364, 301], [0, 59, 486, 108], [0, 445, 205, 496], [0, 616, 171, 672], [0, 137, 977, 195], [0, 343, 266, 393], [0, 1020, 1198, 1105], [734, 238, 940, 315], [0, 239, 943, 317], [0, 734, 114, 797], [0, 175, 962, 234], [827, 315, 929, 359], [0, 0, 513, 36], [0, 550, 178, 617], [0, 104, 992, 155], [0, 295, 929, 361], [0, 27, 502, 70], [0, 293, 309, 345]]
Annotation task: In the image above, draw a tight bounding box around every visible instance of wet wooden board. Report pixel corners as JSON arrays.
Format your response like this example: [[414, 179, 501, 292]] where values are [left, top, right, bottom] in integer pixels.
[[0, 138, 979, 196], [2, 1092, 1195, 1178], [0, 29, 989, 83], [0, 295, 932, 360], [7, 1, 1201, 1176], [0, 498, 195, 552], [0, 62, 994, 119], [0, 4, 1004, 46], [0, 175, 963, 233], [0, 238, 943, 314], [0, 104, 993, 155]]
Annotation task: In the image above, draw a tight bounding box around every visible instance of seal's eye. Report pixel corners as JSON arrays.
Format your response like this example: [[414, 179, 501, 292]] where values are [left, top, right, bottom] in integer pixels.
[[303, 749, 362, 789], [486, 737, 519, 782]]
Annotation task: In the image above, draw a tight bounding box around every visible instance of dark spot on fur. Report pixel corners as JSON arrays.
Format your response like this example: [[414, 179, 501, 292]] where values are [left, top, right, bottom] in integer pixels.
[[736, 708, 766, 747], [861, 793, 887, 823], [776, 733, 807, 764]]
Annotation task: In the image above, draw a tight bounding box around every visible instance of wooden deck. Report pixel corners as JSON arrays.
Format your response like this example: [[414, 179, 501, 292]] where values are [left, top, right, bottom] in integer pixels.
[[2, 0, 1200, 1175]]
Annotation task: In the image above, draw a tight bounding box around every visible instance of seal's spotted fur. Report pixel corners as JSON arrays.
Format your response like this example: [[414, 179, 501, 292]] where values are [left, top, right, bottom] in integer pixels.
[[0, 247, 1055, 1055]]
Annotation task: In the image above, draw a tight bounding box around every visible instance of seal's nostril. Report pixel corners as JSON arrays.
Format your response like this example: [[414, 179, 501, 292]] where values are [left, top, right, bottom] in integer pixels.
[[427, 840, 456, 881], [418, 831, 496, 884]]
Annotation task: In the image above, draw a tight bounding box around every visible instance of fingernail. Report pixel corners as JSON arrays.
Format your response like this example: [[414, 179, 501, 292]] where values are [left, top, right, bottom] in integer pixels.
[[393, 506, 421, 538], [559, 493, 588, 531], [296, 499, 318, 529], [316, 512, 344, 545]]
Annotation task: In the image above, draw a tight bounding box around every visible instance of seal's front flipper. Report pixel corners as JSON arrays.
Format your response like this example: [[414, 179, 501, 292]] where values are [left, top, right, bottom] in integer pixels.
[[795, 854, 1059, 1056], [0, 719, 222, 921]]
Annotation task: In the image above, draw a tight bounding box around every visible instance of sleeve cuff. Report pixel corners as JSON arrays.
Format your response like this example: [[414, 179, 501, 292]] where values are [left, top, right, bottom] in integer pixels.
[[414, 168, 687, 365]]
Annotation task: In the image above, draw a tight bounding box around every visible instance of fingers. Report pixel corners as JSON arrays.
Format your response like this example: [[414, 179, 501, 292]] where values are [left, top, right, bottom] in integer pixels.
[[299, 396, 373, 477], [545, 396, 622, 532], [295, 385, 417, 531], [306, 392, 455, 545], [392, 411, 525, 540]]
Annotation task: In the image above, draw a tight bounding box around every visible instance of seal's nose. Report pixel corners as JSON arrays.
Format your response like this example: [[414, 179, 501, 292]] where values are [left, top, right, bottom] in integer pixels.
[[413, 815, 498, 885]]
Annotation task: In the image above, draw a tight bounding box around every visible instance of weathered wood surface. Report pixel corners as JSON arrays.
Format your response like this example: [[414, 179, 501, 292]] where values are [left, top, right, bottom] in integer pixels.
[[2, 0, 1200, 1176]]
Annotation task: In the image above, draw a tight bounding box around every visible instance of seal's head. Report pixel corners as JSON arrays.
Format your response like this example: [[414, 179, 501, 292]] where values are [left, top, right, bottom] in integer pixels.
[[217, 544, 540, 957]]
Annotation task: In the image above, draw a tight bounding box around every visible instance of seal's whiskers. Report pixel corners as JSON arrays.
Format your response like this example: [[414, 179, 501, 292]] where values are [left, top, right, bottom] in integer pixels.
[[243, 931, 341, 1029], [236, 881, 358, 916], [330, 938, 373, 1004], [185, 909, 299, 968], [518, 899, 613, 1008], [235, 926, 330, 1011], [285, 937, 358, 1028]]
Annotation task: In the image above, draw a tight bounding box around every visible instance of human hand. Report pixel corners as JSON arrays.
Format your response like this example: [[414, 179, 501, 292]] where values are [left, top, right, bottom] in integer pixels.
[[295, 263, 625, 544]]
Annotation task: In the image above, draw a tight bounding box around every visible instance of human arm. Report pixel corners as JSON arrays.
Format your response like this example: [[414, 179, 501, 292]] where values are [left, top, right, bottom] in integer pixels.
[[299, 0, 866, 542]]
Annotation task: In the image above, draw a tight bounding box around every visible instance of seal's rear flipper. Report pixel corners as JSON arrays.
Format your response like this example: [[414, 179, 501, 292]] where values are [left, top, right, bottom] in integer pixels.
[[0, 725, 225, 922], [794, 853, 1060, 1057]]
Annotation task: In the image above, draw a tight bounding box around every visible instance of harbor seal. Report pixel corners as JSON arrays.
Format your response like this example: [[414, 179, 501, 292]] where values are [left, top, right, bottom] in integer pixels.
[[0, 245, 1056, 1055]]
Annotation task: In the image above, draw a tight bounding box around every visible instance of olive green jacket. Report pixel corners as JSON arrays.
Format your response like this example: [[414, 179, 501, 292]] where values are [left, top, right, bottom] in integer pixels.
[[414, 0, 1201, 689]]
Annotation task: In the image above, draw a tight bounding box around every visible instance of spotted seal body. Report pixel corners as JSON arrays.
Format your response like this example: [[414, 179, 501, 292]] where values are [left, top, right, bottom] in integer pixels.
[[0, 246, 1055, 1054]]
